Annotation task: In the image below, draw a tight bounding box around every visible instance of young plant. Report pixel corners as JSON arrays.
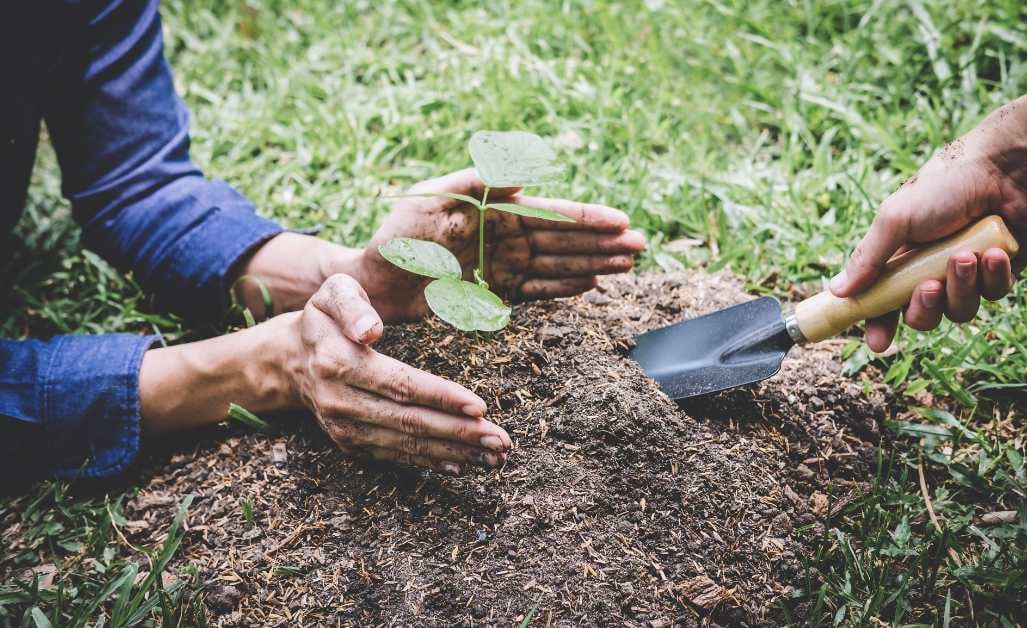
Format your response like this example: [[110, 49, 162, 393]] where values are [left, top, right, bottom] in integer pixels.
[[379, 131, 574, 332]]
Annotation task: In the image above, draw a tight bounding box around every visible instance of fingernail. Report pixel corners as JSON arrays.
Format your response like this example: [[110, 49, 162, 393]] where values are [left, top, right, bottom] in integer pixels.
[[354, 315, 380, 342], [955, 260, 975, 280], [480, 452, 500, 467], [462, 402, 486, 417], [480, 435, 505, 451], [830, 270, 847, 293], [920, 289, 941, 309], [441, 462, 461, 476]]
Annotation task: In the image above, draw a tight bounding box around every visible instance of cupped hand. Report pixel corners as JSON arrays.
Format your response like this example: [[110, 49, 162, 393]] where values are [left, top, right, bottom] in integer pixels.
[[353, 168, 647, 321], [284, 273, 512, 475], [830, 101, 1027, 352]]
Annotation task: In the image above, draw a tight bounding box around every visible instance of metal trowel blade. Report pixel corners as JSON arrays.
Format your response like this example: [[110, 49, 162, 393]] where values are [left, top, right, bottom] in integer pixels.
[[629, 296, 795, 400]]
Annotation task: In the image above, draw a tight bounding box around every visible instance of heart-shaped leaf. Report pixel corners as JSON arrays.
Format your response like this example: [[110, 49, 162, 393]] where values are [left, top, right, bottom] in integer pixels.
[[424, 278, 511, 332], [378, 238, 462, 280], [486, 202, 575, 222], [469, 131, 565, 187]]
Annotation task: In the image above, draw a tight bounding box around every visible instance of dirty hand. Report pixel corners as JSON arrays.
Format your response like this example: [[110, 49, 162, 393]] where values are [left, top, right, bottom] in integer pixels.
[[352, 168, 647, 321], [830, 97, 1027, 352], [283, 273, 511, 474]]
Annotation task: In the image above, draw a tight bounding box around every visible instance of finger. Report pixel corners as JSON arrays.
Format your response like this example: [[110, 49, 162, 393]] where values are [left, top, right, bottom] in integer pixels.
[[529, 254, 634, 278], [328, 387, 511, 450], [528, 229, 647, 255], [945, 252, 980, 322], [1013, 227, 1027, 274], [979, 247, 1013, 301], [361, 445, 464, 476], [407, 167, 521, 205], [511, 195, 631, 232], [831, 202, 910, 297], [519, 277, 598, 300], [865, 311, 900, 353], [903, 280, 945, 331], [310, 274, 383, 345], [351, 352, 488, 418], [346, 422, 506, 468]]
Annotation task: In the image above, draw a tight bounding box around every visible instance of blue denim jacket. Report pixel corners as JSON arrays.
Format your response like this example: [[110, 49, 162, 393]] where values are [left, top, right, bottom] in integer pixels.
[[1, 1, 284, 479]]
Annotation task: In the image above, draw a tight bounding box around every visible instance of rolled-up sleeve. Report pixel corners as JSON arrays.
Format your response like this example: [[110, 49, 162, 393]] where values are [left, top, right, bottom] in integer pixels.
[[0, 334, 158, 479], [42, 0, 283, 322], [0, 0, 285, 481]]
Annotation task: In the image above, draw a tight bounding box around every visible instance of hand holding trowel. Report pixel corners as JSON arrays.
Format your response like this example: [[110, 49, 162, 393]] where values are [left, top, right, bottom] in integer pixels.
[[631, 216, 1021, 400]]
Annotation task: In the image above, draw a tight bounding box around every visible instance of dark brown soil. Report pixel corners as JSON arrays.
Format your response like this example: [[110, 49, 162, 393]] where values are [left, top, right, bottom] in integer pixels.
[[126, 272, 891, 626]]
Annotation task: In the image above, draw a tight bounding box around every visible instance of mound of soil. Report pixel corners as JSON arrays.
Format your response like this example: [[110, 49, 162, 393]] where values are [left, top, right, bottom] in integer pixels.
[[127, 272, 891, 626]]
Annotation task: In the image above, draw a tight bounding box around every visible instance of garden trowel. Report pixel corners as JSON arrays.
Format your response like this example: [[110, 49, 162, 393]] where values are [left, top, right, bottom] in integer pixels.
[[631, 216, 1020, 400]]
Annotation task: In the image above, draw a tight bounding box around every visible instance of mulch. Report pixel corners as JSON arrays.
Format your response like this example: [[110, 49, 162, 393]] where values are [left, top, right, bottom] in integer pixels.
[[68, 272, 898, 625]]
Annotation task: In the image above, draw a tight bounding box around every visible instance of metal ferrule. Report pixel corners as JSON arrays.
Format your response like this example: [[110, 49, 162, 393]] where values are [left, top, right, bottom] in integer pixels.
[[783, 312, 807, 344]]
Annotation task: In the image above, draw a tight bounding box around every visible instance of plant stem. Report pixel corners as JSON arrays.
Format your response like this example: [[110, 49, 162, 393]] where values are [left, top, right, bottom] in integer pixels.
[[477, 186, 490, 286]]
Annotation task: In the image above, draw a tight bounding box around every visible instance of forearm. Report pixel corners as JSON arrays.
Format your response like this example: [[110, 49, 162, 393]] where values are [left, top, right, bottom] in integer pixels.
[[138, 313, 301, 433], [234, 233, 363, 317]]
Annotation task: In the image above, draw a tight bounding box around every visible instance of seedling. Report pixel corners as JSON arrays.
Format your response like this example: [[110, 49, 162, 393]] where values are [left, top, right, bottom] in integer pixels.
[[379, 131, 574, 332]]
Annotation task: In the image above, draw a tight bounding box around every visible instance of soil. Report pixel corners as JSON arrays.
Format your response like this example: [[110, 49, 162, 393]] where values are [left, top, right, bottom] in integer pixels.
[[123, 272, 890, 626]]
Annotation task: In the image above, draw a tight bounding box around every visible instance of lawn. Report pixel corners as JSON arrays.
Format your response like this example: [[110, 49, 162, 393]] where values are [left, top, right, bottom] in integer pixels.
[[2, 0, 1025, 625]]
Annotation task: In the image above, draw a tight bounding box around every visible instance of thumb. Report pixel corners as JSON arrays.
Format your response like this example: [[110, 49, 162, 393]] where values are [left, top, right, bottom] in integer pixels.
[[310, 274, 384, 345], [408, 168, 522, 203], [831, 204, 910, 298]]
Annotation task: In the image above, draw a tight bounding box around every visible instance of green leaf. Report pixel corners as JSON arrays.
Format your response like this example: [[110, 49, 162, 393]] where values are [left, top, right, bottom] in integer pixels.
[[653, 251, 685, 272], [273, 565, 306, 578], [890, 421, 952, 438], [228, 403, 271, 432], [832, 604, 846, 626], [842, 343, 872, 376], [914, 407, 982, 444], [840, 338, 861, 360], [378, 238, 462, 280], [883, 353, 913, 386], [424, 278, 511, 332], [485, 203, 575, 222], [468, 131, 565, 187], [891, 515, 911, 549], [30, 608, 53, 628]]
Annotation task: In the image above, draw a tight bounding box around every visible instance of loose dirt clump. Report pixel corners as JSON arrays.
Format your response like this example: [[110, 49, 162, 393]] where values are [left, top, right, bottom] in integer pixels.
[[126, 272, 892, 626]]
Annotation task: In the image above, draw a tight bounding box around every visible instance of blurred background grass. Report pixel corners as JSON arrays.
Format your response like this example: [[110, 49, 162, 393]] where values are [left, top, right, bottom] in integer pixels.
[[2, 1, 1024, 625]]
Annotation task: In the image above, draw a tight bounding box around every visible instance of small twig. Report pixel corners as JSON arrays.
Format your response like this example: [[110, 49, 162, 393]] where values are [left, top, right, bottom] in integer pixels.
[[262, 522, 323, 560], [917, 457, 962, 567]]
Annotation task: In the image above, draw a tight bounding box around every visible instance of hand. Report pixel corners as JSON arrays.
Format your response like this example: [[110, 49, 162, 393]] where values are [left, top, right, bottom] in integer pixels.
[[830, 97, 1027, 352], [283, 273, 511, 475], [141, 272, 509, 475], [352, 168, 647, 321]]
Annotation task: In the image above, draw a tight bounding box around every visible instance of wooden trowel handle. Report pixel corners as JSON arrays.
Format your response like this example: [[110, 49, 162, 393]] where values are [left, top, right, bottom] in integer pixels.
[[792, 215, 1020, 344]]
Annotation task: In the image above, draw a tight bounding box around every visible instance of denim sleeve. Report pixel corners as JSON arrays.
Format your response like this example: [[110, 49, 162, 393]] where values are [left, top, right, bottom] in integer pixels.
[[0, 334, 158, 480], [41, 0, 283, 323]]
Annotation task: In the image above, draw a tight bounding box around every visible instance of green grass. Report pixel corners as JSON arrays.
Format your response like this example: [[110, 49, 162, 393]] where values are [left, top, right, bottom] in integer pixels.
[[2, 0, 1025, 624], [0, 487, 206, 627]]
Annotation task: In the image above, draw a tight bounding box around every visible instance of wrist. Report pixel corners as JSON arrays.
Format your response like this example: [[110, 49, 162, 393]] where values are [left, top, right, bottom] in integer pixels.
[[257, 311, 305, 411], [139, 312, 303, 432], [236, 233, 362, 316]]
